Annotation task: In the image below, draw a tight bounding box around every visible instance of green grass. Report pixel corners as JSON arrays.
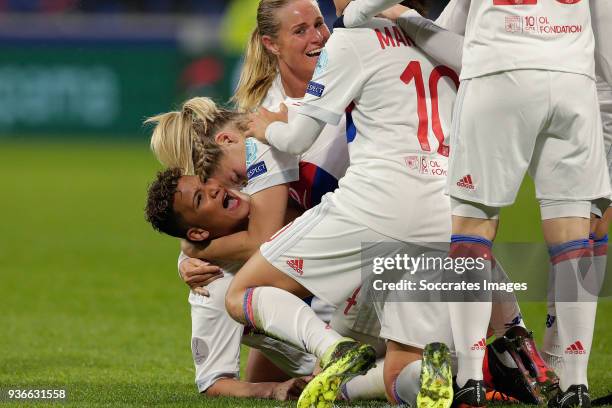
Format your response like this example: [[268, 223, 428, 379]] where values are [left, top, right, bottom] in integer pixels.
[[0, 141, 610, 407]]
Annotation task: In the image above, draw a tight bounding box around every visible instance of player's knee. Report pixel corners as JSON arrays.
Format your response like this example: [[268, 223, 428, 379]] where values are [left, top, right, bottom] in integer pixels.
[[224, 286, 246, 323], [383, 367, 401, 404]]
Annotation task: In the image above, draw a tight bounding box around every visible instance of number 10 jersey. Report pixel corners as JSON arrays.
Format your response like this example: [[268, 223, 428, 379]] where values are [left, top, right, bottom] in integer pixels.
[[296, 18, 458, 242]]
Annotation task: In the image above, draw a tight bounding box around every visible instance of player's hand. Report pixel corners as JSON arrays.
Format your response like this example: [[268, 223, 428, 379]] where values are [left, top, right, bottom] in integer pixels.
[[271, 376, 313, 400], [178, 257, 222, 297], [379, 4, 410, 22], [246, 103, 289, 144]]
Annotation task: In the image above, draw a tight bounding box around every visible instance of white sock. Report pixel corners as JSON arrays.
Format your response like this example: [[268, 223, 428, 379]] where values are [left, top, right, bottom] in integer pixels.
[[543, 264, 563, 371], [490, 261, 525, 337], [246, 286, 342, 359], [549, 240, 598, 391], [341, 358, 386, 401], [393, 360, 422, 406], [448, 236, 493, 387]]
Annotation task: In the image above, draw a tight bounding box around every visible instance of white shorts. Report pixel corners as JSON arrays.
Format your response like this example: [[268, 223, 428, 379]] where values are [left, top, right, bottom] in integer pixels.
[[261, 196, 454, 349], [380, 301, 454, 351], [330, 285, 386, 357], [261, 196, 398, 307], [449, 70, 610, 207]]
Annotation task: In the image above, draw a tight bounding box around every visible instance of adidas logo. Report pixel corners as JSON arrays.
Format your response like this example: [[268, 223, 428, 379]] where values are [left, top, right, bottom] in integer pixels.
[[471, 338, 486, 350], [286, 259, 304, 275], [565, 341, 586, 355], [457, 175, 475, 190]]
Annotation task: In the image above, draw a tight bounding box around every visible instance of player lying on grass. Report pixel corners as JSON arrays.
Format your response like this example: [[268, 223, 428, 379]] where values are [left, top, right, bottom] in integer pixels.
[[145, 168, 392, 401]]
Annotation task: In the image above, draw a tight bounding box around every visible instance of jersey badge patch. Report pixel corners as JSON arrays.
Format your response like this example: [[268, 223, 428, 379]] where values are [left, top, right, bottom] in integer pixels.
[[192, 337, 209, 365], [313, 49, 328, 77], [247, 161, 267, 180], [306, 81, 325, 98], [245, 138, 258, 168]]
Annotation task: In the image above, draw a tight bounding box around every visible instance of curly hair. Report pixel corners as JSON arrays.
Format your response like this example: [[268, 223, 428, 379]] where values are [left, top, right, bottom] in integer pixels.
[[145, 168, 189, 239]]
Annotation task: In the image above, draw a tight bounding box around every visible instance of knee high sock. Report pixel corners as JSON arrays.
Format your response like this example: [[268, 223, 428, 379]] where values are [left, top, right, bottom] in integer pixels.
[[245, 286, 342, 359], [549, 239, 599, 391], [490, 260, 526, 337], [393, 360, 422, 406], [448, 235, 493, 388], [342, 358, 386, 401]]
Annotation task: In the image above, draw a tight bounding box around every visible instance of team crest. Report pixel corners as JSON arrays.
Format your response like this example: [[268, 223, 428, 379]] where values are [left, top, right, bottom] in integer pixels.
[[245, 138, 258, 168], [313, 48, 328, 77]]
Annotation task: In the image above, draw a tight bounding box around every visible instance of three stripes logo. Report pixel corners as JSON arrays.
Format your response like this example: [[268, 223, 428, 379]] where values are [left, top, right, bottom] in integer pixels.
[[471, 338, 486, 351], [457, 174, 475, 190], [286, 259, 304, 276], [565, 341, 586, 355]]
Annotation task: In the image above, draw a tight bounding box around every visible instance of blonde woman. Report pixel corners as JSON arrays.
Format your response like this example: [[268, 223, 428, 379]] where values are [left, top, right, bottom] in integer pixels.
[[147, 0, 353, 395]]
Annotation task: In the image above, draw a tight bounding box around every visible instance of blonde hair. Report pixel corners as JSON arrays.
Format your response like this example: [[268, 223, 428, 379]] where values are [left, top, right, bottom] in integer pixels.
[[233, 0, 298, 111], [146, 97, 245, 180]]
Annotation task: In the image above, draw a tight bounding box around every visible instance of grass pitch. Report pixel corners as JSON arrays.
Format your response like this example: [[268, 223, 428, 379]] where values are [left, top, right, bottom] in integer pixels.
[[0, 140, 610, 407]]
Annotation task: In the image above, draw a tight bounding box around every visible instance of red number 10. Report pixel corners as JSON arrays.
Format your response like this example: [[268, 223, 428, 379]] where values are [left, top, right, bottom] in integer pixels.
[[400, 60, 459, 157]]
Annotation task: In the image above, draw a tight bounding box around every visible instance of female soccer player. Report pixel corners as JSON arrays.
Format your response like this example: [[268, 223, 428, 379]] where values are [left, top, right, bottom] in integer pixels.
[[220, 1, 462, 406]]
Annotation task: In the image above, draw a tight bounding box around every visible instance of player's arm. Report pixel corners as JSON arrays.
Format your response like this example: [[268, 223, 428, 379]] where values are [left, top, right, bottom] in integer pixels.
[[250, 32, 365, 152], [247, 108, 326, 155], [341, 0, 402, 27], [182, 183, 289, 262], [205, 377, 309, 400], [433, 0, 469, 35], [395, 9, 464, 72]]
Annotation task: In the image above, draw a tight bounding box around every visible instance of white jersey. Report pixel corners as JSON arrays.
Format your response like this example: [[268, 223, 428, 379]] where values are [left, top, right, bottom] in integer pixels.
[[592, 1, 612, 86], [297, 18, 458, 242], [242, 137, 298, 196], [462, 0, 594, 80], [263, 75, 350, 209], [190, 274, 316, 392]]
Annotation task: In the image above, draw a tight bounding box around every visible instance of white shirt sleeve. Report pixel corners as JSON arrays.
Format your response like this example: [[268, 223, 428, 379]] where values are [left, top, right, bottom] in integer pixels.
[[591, 1, 612, 86], [297, 32, 366, 124], [396, 10, 464, 72], [242, 138, 299, 195], [434, 0, 469, 35], [177, 250, 190, 279], [266, 33, 364, 155], [189, 275, 243, 392], [342, 0, 401, 27], [265, 114, 326, 155]]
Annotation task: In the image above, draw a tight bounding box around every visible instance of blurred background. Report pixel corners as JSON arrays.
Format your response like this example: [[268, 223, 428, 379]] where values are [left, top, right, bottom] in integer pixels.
[[0, 0, 450, 138]]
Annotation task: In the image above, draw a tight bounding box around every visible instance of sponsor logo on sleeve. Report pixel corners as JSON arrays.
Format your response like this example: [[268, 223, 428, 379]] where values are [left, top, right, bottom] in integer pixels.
[[306, 81, 325, 98], [247, 161, 267, 180]]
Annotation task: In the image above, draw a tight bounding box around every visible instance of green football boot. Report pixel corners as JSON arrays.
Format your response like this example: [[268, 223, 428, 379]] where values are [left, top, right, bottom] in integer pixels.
[[297, 338, 376, 408], [417, 342, 454, 408]]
